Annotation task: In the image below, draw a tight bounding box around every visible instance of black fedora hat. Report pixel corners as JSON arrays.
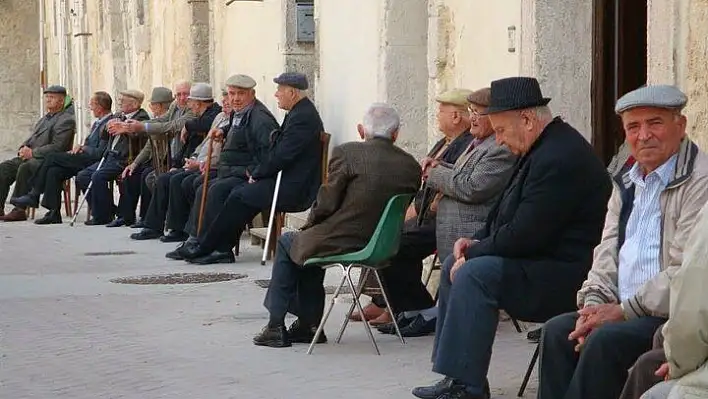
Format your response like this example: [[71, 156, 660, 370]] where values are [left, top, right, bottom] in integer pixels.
[[483, 77, 551, 115]]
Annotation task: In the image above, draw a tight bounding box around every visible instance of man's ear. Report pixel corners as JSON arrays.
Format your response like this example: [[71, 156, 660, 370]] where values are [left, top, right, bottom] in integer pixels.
[[357, 124, 365, 140], [391, 130, 399, 143]]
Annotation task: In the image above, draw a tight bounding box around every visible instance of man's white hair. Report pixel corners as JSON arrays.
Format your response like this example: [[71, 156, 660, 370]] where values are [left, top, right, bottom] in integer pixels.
[[174, 79, 191, 89], [362, 103, 400, 140]]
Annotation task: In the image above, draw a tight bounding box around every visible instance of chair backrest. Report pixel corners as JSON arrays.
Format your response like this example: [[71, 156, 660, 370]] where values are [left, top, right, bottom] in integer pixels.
[[356, 193, 415, 265], [320, 132, 331, 182]]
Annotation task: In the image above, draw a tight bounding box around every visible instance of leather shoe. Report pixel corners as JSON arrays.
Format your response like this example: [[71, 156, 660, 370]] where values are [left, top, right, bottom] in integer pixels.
[[165, 241, 196, 260], [287, 319, 327, 344], [413, 378, 490, 399], [85, 219, 110, 226], [130, 228, 162, 240], [130, 219, 146, 229], [349, 303, 385, 322], [34, 211, 62, 225], [187, 250, 235, 265], [368, 310, 393, 326], [253, 325, 292, 348], [10, 193, 39, 209], [399, 315, 436, 337], [0, 208, 27, 222], [527, 326, 542, 343], [160, 230, 188, 243], [106, 218, 131, 228], [377, 313, 416, 334]]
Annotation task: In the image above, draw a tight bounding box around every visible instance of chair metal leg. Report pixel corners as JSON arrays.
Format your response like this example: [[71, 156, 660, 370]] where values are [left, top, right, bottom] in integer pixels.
[[517, 343, 540, 397], [344, 265, 380, 355], [512, 318, 523, 333], [373, 269, 405, 345], [308, 264, 346, 355], [336, 268, 370, 344]]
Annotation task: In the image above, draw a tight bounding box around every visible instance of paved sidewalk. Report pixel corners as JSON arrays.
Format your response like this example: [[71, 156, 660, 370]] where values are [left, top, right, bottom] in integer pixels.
[[0, 217, 539, 399]]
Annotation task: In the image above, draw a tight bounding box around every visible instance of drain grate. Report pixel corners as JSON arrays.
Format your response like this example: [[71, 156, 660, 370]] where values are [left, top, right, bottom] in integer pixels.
[[111, 272, 247, 285], [254, 279, 351, 295], [84, 250, 137, 256]]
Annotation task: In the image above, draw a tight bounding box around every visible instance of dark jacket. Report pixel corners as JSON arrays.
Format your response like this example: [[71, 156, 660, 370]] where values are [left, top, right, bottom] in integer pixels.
[[172, 102, 222, 168], [289, 138, 422, 265], [82, 114, 116, 159], [250, 97, 324, 212], [465, 117, 612, 321], [105, 108, 150, 164], [218, 100, 279, 179], [22, 106, 76, 159]]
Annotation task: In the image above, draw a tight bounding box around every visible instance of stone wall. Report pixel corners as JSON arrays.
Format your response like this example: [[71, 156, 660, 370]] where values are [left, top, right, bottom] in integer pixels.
[[0, 0, 40, 150]]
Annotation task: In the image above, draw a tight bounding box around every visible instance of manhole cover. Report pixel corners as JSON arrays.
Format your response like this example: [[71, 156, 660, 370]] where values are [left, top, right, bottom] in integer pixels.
[[85, 251, 137, 256], [111, 272, 247, 285], [254, 279, 351, 295]]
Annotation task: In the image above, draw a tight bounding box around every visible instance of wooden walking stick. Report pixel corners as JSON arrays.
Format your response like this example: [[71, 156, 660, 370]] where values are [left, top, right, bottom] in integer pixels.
[[196, 137, 216, 235]]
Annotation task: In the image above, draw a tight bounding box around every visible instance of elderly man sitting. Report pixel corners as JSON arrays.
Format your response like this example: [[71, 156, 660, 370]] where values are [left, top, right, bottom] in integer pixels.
[[538, 85, 708, 399], [412, 77, 612, 399], [253, 103, 422, 348]]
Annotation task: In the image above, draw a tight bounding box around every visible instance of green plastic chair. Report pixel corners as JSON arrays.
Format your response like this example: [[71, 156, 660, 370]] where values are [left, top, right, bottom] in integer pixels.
[[303, 193, 414, 355]]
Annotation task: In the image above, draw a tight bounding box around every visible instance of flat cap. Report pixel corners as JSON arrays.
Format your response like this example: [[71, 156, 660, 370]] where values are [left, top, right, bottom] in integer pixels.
[[615, 85, 688, 114], [225, 74, 257, 89], [188, 83, 213, 101], [221, 88, 228, 97], [43, 85, 67, 95], [436, 89, 474, 107], [467, 87, 492, 107], [119, 89, 145, 104], [149, 87, 174, 103], [273, 72, 308, 90]]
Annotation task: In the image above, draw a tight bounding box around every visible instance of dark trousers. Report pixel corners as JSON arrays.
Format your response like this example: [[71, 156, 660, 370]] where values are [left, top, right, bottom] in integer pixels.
[[165, 170, 206, 232], [538, 311, 666, 399], [0, 156, 43, 206], [186, 176, 246, 239], [76, 158, 124, 223], [33, 152, 97, 211], [378, 221, 436, 312], [118, 165, 153, 222], [263, 231, 326, 324], [144, 168, 193, 232]]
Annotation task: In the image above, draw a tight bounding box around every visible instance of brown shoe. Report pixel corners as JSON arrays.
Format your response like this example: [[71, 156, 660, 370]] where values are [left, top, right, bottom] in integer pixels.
[[349, 303, 385, 322], [368, 310, 393, 326], [0, 208, 26, 222]]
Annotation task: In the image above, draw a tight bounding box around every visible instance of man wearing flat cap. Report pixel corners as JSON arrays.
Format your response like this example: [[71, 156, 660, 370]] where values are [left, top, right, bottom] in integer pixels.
[[539, 85, 708, 399], [173, 71, 324, 265], [0, 85, 76, 221], [76, 89, 149, 226], [413, 77, 612, 399]]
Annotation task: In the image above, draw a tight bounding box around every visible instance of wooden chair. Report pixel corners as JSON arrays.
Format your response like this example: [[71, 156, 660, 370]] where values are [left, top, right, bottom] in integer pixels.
[[28, 180, 73, 220], [250, 132, 332, 261]]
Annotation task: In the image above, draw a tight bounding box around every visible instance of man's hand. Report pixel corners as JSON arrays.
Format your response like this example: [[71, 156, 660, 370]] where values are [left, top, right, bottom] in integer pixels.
[[19, 147, 33, 160], [180, 127, 188, 143], [121, 163, 137, 179], [70, 144, 83, 154], [421, 157, 440, 179], [569, 304, 625, 347], [450, 256, 467, 283], [453, 237, 476, 260], [108, 121, 130, 136], [183, 158, 200, 171], [124, 120, 145, 133], [655, 362, 670, 381], [199, 161, 208, 174], [207, 128, 224, 140], [246, 170, 256, 184], [404, 204, 417, 221], [569, 314, 590, 352]]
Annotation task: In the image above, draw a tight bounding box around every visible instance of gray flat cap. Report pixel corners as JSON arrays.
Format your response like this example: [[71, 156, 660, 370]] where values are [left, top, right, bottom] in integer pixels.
[[273, 72, 308, 90], [188, 83, 213, 101], [225, 74, 257, 89], [120, 89, 145, 104], [221, 88, 228, 97], [149, 87, 174, 103], [43, 85, 67, 95], [615, 85, 688, 114]]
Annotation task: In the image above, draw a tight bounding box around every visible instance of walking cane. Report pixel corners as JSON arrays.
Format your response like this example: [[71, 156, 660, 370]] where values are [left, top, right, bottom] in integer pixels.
[[196, 138, 216, 235], [261, 169, 283, 265]]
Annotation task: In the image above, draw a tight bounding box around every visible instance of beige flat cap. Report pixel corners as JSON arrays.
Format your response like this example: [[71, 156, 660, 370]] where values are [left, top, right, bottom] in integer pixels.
[[436, 88, 474, 106], [120, 89, 145, 104], [225, 74, 257, 89], [467, 87, 492, 107]]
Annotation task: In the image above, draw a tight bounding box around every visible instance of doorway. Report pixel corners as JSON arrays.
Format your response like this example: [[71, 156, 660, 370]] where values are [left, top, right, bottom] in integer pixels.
[[591, 0, 648, 164]]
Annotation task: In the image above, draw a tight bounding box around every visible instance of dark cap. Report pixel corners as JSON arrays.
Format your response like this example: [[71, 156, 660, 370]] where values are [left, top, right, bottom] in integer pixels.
[[273, 72, 308, 90], [483, 77, 551, 115], [43, 85, 67, 95]]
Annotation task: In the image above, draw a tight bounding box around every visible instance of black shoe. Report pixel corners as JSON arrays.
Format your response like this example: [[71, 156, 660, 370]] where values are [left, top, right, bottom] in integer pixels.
[[130, 219, 147, 229], [34, 210, 62, 225], [437, 386, 486, 399], [413, 378, 489, 399], [187, 250, 235, 265], [287, 319, 327, 344], [130, 228, 162, 240], [181, 243, 210, 260], [165, 241, 195, 260], [253, 325, 292, 348], [85, 219, 110, 226], [160, 230, 188, 243], [377, 313, 416, 335], [527, 326, 542, 343], [399, 315, 436, 337], [10, 193, 39, 209], [106, 218, 131, 228]]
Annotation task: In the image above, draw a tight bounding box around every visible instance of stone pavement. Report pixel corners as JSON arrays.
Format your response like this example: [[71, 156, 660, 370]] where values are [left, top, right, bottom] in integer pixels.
[[0, 212, 539, 399]]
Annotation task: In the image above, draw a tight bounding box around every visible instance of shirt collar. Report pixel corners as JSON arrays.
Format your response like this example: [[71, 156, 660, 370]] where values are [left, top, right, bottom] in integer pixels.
[[628, 153, 678, 187]]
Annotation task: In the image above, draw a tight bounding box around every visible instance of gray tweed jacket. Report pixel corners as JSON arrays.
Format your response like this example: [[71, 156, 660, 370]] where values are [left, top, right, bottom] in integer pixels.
[[425, 134, 517, 258]]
